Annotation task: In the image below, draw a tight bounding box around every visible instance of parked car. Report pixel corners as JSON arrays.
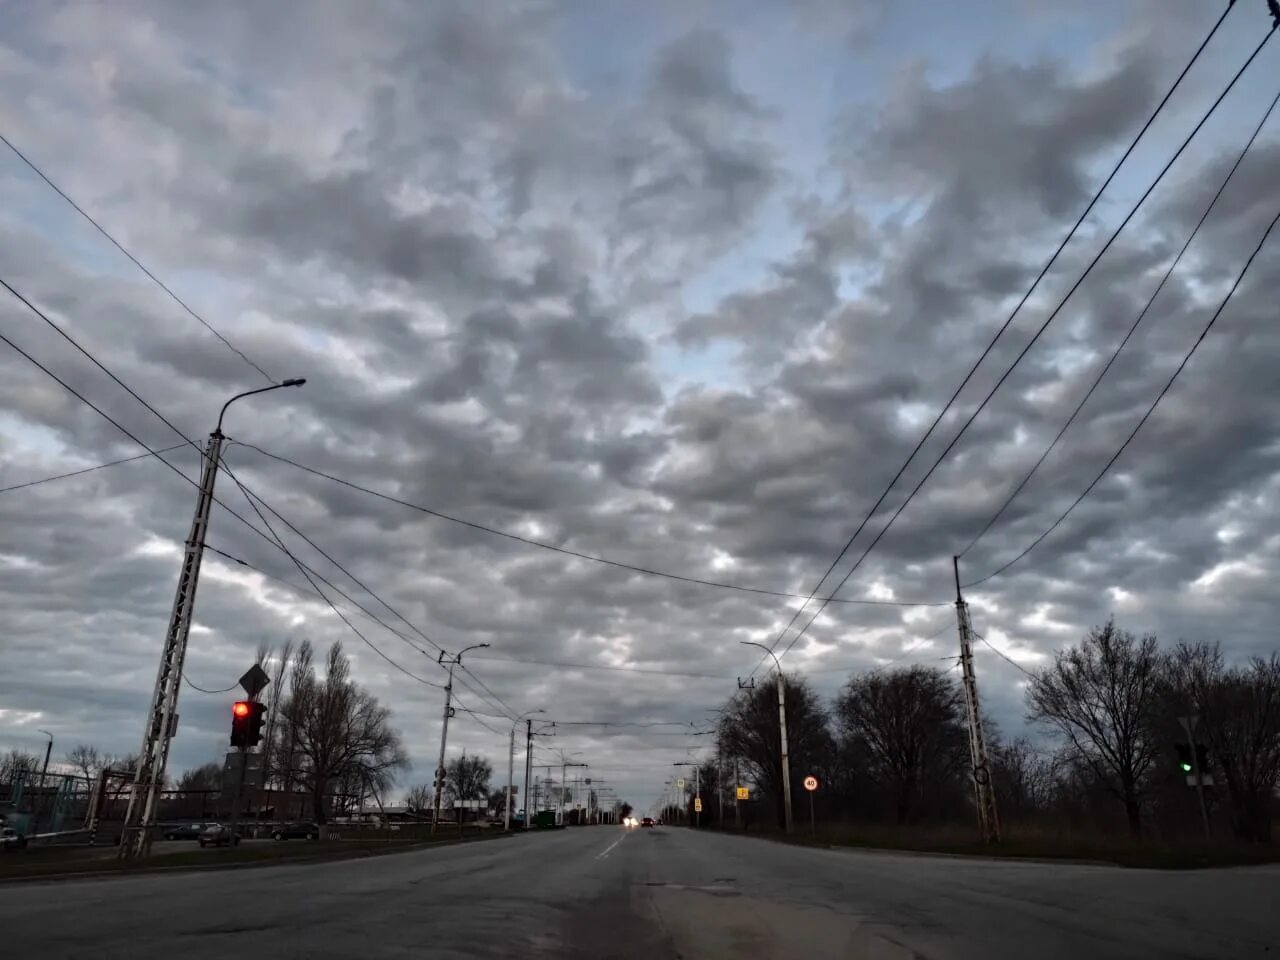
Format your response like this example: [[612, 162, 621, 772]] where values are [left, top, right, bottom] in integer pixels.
[[1, 826, 27, 850], [271, 821, 319, 841], [164, 822, 208, 841], [198, 823, 241, 847]]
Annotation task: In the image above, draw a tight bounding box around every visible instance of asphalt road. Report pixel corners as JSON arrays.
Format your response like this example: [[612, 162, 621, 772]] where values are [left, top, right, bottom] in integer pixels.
[[2, 826, 1277, 959]]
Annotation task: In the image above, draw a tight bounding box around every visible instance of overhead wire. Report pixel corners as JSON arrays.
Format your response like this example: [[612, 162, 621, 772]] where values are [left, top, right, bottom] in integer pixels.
[[769, 19, 1278, 669], [958, 77, 1280, 559], [0, 282, 501, 705], [964, 202, 1280, 587], [0, 443, 188, 494], [181, 674, 240, 694], [742, 3, 1242, 679], [974, 632, 1038, 680], [229, 441, 945, 608], [0, 129, 274, 383]]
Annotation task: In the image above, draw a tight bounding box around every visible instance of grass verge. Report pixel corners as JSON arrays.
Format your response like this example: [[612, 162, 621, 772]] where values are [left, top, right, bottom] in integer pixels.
[[0, 828, 509, 883], [711, 823, 1280, 869]]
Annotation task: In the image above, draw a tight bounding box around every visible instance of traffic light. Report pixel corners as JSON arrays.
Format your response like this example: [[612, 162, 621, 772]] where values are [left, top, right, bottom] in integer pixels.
[[230, 700, 266, 748], [1176, 743, 1193, 773], [1175, 743, 1211, 774]]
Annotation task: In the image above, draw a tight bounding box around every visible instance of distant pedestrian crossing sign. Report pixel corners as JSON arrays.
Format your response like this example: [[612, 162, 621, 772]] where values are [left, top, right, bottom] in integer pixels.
[[735, 786, 749, 800]]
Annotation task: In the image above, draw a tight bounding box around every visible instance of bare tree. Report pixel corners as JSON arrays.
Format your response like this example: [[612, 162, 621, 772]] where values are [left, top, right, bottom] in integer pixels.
[[835, 666, 969, 824], [277, 640, 409, 823], [1165, 643, 1280, 841], [1028, 619, 1163, 837], [405, 783, 433, 812], [444, 754, 492, 806], [717, 674, 830, 829], [175, 763, 222, 796], [990, 737, 1057, 821], [0, 749, 39, 782], [65, 744, 105, 782]]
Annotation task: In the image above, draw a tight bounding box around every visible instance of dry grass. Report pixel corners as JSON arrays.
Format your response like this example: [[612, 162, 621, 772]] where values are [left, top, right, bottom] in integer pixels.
[[725, 821, 1280, 869]]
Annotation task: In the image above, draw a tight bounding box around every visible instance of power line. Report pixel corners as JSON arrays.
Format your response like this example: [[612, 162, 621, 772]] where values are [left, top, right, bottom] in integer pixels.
[[0, 289, 467, 701], [0, 129, 274, 383], [181, 674, 239, 695], [221, 464, 517, 719], [230, 441, 945, 608], [770, 22, 1277, 669], [0, 443, 188, 494], [958, 79, 1280, 558], [744, 4, 1240, 678], [468, 654, 732, 681], [974, 633, 1037, 681], [218, 456, 448, 691], [965, 202, 1280, 587]]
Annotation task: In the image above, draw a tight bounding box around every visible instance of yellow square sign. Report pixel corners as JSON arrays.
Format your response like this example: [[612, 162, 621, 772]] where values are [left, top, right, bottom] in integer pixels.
[[735, 786, 749, 800]]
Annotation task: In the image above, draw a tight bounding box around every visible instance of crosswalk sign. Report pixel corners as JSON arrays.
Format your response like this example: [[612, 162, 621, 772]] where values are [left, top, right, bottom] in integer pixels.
[[736, 786, 749, 800]]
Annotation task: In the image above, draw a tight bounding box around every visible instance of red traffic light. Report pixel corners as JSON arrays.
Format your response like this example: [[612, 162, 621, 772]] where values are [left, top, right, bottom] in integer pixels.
[[233, 701, 252, 718]]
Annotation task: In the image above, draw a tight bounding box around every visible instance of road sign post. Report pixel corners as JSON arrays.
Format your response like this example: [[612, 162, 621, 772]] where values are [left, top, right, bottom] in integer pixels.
[[803, 776, 819, 836]]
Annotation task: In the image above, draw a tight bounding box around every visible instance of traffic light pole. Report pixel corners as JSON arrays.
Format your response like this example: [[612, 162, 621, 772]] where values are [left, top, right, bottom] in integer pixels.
[[228, 745, 248, 838]]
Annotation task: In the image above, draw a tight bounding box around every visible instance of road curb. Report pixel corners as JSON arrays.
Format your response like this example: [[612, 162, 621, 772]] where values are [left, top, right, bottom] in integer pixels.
[[0, 831, 514, 886]]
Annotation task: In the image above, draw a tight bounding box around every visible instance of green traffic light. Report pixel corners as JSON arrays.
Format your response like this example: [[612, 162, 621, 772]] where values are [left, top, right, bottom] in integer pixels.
[[1180, 762, 1193, 773]]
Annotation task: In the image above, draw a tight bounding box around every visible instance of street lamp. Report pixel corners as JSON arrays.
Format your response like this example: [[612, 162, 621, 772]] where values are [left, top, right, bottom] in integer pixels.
[[740, 640, 793, 834], [508, 709, 545, 831], [431, 643, 491, 833], [120, 378, 306, 860]]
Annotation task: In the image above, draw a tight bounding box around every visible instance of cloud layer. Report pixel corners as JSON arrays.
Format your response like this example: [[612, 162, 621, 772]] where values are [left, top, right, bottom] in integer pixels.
[[2, 0, 1279, 809]]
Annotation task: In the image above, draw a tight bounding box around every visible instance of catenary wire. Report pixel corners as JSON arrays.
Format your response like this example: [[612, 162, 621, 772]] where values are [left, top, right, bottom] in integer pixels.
[[769, 23, 1277, 669], [0, 129, 274, 383], [229, 441, 946, 608], [743, 4, 1242, 678], [958, 78, 1280, 558], [0, 443, 188, 494], [964, 201, 1280, 587]]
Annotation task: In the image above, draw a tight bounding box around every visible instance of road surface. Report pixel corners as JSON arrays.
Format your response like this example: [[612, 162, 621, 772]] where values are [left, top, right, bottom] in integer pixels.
[[2, 826, 1276, 958]]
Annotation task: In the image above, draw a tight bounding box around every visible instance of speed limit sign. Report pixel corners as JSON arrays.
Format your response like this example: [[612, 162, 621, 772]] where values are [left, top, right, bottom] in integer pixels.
[[803, 775, 819, 792]]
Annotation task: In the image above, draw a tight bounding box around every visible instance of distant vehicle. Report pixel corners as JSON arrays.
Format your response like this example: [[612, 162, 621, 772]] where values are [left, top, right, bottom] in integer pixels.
[[1, 826, 27, 850], [163, 822, 208, 841], [198, 823, 240, 847], [271, 821, 319, 841], [641, 817, 655, 828]]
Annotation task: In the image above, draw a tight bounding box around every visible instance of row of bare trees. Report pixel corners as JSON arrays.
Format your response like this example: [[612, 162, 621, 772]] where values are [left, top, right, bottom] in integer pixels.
[[708, 620, 1280, 843]]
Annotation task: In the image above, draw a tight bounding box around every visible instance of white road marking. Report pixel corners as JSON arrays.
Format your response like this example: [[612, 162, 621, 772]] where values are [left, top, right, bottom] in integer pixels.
[[595, 835, 625, 860]]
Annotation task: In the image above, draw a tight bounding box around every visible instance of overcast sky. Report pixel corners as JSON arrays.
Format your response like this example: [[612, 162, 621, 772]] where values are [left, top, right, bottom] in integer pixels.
[[2, 1, 1279, 814]]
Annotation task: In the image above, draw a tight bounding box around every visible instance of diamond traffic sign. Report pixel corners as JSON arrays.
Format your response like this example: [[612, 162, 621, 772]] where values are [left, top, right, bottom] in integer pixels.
[[238, 663, 271, 699]]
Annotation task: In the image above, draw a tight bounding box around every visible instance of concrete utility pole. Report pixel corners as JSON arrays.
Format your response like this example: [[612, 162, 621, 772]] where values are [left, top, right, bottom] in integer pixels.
[[734, 758, 741, 829], [953, 557, 1000, 843], [119, 380, 304, 860], [507, 710, 544, 831], [522, 720, 533, 831], [432, 643, 490, 834], [739, 642, 792, 833]]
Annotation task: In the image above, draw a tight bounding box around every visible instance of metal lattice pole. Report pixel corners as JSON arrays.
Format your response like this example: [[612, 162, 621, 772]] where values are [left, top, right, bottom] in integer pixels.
[[953, 557, 1000, 843], [119, 432, 223, 860]]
